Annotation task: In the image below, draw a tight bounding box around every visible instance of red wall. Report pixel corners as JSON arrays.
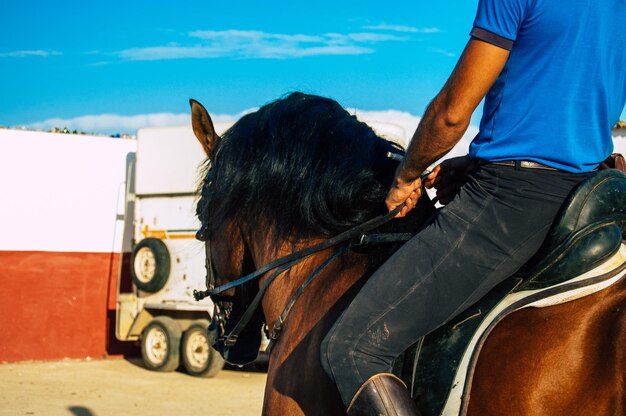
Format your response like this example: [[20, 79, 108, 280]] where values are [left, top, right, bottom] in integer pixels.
[[0, 251, 133, 362]]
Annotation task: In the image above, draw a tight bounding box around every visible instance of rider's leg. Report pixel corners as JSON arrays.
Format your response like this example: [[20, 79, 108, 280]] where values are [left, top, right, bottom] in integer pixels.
[[320, 164, 590, 408]]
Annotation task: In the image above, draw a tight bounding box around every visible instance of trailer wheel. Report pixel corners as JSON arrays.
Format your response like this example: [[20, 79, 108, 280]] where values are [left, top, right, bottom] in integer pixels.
[[181, 320, 225, 377], [141, 316, 181, 372], [131, 238, 170, 293]]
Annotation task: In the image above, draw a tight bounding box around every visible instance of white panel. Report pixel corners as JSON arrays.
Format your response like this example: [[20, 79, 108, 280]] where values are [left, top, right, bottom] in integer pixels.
[[135, 123, 232, 195]]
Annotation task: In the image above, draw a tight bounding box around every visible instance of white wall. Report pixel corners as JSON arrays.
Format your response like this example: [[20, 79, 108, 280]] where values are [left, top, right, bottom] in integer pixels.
[[0, 129, 136, 252]]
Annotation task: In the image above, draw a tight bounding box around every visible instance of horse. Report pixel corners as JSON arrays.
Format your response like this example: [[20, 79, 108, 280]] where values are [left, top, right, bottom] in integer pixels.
[[189, 92, 626, 415]]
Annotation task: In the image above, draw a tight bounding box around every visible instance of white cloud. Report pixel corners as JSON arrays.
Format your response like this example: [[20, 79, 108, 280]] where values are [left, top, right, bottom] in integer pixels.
[[0, 50, 62, 58], [432, 48, 456, 58], [117, 28, 408, 61], [363, 24, 441, 34], [189, 30, 324, 43], [27, 110, 255, 135], [324, 32, 407, 43], [119, 46, 224, 61], [119, 44, 373, 60]]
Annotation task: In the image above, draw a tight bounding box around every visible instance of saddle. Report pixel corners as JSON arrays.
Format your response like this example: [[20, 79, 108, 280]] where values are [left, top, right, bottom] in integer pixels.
[[400, 167, 626, 416]]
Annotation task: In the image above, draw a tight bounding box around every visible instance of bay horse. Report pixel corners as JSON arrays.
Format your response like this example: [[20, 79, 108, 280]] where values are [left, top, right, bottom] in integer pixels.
[[190, 92, 626, 415]]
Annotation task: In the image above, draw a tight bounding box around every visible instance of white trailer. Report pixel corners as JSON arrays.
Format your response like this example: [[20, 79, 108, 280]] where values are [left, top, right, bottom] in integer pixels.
[[116, 124, 232, 377]]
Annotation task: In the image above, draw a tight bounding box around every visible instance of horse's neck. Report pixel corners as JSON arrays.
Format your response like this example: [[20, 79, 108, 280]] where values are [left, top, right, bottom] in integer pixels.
[[246, 231, 407, 416]]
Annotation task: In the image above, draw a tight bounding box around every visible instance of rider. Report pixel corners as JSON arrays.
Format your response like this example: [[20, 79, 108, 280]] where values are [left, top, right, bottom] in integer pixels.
[[321, 0, 626, 414]]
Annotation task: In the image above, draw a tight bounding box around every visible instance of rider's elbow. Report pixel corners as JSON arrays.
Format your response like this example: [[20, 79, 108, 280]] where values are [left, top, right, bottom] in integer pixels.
[[441, 110, 470, 129], [432, 106, 471, 134], [430, 96, 471, 131]]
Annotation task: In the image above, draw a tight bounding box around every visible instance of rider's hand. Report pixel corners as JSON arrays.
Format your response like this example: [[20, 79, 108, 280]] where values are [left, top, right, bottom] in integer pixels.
[[424, 155, 473, 205], [385, 176, 422, 218]]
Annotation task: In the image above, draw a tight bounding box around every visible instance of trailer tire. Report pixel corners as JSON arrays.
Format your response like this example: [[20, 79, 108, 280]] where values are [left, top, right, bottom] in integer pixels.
[[131, 238, 170, 293], [181, 320, 225, 377], [141, 316, 181, 372]]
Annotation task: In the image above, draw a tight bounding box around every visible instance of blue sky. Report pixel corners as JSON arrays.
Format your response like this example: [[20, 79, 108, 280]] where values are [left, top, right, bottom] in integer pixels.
[[1, 0, 624, 134]]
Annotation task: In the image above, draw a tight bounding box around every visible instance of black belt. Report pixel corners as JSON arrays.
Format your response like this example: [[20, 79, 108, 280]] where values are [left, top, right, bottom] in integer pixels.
[[479, 159, 559, 171]]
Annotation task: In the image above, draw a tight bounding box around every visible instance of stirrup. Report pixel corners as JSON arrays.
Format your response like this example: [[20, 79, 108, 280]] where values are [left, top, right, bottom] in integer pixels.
[[347, 373, 421, 416]]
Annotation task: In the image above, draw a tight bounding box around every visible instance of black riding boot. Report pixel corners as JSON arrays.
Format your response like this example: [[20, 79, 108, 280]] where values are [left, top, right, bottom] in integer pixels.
[[346, 373, 421, 416]]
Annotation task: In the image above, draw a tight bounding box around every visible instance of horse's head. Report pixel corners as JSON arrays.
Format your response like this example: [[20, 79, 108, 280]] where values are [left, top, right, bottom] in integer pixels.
[[191, 99, 264, 365], [190, 93, 408, 363]]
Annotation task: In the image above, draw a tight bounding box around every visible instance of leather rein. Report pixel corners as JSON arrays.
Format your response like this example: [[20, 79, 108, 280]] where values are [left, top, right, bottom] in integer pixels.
[[193, 203, 411, 352]]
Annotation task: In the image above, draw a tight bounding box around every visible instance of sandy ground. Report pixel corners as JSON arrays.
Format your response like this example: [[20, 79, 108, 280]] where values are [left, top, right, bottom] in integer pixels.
[[0, 358, 267, 416]]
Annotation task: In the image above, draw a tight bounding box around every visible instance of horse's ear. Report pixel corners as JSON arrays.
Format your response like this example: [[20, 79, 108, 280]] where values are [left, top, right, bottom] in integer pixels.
[[190, 98, 219, 158]]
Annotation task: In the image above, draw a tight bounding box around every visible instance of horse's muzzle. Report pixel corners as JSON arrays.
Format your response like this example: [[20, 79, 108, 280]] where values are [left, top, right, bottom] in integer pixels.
[[208, 302, 263, 366]]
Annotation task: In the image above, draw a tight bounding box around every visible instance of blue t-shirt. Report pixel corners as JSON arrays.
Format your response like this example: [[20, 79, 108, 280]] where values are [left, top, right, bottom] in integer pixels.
[[468, 0, 626, 172]]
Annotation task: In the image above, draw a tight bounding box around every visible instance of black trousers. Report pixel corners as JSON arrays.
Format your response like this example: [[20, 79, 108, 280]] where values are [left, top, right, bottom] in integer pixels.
[[320, 164, 591, 406]]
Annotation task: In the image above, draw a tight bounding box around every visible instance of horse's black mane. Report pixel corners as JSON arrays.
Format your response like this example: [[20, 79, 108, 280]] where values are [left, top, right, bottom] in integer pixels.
[[197, 92, 404, 244]]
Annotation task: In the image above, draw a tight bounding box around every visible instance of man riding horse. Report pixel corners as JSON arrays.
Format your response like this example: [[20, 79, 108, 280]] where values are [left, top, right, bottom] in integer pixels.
[[320, 0, 626, 414]]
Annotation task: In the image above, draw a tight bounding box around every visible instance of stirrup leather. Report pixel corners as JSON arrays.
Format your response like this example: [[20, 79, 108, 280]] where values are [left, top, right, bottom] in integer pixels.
[[347, 373, 421, 416]]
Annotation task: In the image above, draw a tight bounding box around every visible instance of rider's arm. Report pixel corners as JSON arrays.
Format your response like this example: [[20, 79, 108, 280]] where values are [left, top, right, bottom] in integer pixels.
[[386, 38, 511, 216]]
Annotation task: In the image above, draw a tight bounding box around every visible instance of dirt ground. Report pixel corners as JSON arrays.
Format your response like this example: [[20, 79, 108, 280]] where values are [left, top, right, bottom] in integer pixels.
[[0, 357, 267, 416]]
